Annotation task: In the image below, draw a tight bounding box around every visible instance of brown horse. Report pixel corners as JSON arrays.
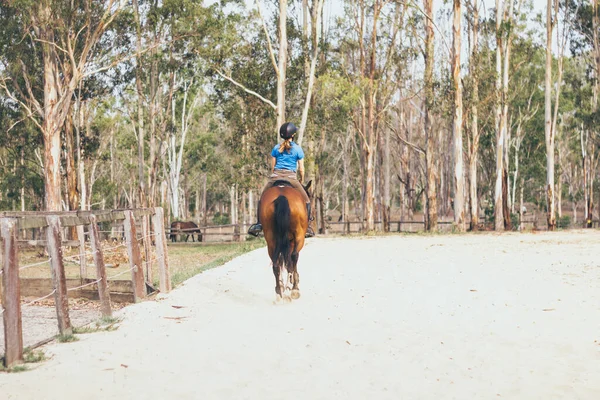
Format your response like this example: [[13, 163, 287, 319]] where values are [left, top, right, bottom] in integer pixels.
[[170, 221, 202, 243], [259, 180, 311, 303]]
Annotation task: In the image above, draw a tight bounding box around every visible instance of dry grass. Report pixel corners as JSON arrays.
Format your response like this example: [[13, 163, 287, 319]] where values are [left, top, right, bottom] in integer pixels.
[[167, 240, 265, 286], [16, 238, 266, 289]]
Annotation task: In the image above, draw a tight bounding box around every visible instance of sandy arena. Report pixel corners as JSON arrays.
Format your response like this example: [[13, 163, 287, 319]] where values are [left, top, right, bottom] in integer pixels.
[[1, 231, 599, 399]]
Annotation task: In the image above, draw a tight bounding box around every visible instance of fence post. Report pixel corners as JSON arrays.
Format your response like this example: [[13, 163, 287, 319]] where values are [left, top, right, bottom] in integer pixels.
[[1, 218, 23, 367], [46, 216, 72, 336], [152, 207, 171, 293], [77, 225, 86, 280], [88, 216, 112, 317], [233, 223, 240, 242], [142, 214, 152, 283], [123, 211, 146, 302]]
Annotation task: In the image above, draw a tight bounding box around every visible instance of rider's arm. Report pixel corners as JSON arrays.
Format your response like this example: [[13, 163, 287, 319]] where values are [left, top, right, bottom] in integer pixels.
[[270, 156, 276, 173], [297, 159, 305, 183]]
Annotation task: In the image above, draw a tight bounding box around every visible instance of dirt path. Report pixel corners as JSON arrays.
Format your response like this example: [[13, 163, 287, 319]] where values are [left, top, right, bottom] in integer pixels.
[[2, 231, 600, 399]]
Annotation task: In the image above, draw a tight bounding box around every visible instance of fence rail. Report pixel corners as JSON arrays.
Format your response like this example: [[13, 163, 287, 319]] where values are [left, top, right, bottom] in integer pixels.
[[0, 207, 171, 368], [165, 214, 598, 242], [0, 208, 154, 230]]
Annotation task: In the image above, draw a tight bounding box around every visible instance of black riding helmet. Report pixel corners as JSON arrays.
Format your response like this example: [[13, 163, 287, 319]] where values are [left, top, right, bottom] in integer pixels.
[[279, 122, 297, 140]]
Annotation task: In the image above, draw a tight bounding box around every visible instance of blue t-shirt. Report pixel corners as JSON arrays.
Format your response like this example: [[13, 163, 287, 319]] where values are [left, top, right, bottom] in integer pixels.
[[271, 142, 304, 172]]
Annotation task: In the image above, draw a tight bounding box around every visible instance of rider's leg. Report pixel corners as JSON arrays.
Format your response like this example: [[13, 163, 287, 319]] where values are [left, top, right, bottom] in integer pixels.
[[305, 202, 315, 238], [248, 181, 274, 236], [248, 199, 263, 236], [287, 179, 315, 238]]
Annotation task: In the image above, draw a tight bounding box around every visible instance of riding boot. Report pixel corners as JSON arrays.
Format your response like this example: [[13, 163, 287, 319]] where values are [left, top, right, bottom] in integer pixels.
[[305, 203, 315, 238], [248, 201, 263, 237]]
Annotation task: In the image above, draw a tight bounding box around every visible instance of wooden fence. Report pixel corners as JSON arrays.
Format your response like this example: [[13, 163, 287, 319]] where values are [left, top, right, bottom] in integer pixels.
[[164, 216, 547, 242], [166, 223, 251, 243], [165, 212, 600, 242], [0, 207, 171, 368]]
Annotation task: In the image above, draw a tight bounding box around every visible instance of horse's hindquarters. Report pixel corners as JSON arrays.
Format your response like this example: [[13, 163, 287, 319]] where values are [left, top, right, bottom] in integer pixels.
[[260, 186, 306, 303]]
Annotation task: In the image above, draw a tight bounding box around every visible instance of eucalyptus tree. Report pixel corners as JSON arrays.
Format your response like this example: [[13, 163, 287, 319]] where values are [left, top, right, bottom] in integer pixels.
[[544, 0, 558, 229], [215, 0, 295, 137], [335, 0, 402, 232], [466, 0, 481, 230], [566, 0, 600, 226], [423, 0, 437, 230], [0, 0, 126, 211], [0, 106, 44, 211], [297, 0, 325, 145], [452, 0, 465, 231]]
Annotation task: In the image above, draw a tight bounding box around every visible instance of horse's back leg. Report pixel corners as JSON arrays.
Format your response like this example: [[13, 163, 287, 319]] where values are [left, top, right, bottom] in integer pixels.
[[272, 261, 282, 298], [290, 246, 300, 300], [267, 241, 283, 301], [278, 254, 292, 303]]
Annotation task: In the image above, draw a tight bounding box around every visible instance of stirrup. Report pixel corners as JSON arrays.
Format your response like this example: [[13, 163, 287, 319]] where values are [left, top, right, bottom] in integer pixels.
[[305, 226, 315, 238], [248, 223, 262, 237]]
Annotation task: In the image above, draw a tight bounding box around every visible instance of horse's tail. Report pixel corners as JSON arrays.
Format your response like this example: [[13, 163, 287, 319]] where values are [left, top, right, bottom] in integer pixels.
[[273, 195, 293, 268]]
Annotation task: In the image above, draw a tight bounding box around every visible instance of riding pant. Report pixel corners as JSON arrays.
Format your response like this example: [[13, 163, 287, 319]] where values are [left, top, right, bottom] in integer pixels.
[[263, 169, 310, 203]]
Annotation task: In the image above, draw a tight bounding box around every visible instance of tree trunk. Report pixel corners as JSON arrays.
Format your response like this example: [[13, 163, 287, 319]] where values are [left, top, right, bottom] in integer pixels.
[[494, 0, 505, 231], [195, 188, 200, 220], [202, 173, 208, 226], [588, 153, 596, 225], [342, 133, 351, 234], [383, 126, 391, 232], [502, 0, 517, 230], [502, 169, 511, 229], [77, 101, 87, 211], [276, 0, 288, 133], [242, 191, 248, 232], [469, 0, 480, 231], [519, 178, 524, 230], [65, 110, 79, 238], [249, 189, 255, 225], [590, 0, 599, 227], [40, 7, 62, 212], [303, 0, 309, 78], [297, 0, 324, 145], [557, 166, 562, 219], [364, 2, 382, 232], [318, 176, 327, 235], [406, 108, 414, 220], [424, 0, 437, 231], [582, 126, 590, 227], [111, 129, 117, 209], [452, 0, 465, 231], [512, 129, 522, 214], [148, 53, 159, 208], [545, 0, 556, 230], [230, 185, 238, 240], [132, 0, 146, 208]]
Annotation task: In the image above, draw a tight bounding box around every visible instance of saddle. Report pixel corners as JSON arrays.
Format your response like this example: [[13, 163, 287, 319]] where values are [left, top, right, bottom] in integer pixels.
[[272, 180, 294, 188]]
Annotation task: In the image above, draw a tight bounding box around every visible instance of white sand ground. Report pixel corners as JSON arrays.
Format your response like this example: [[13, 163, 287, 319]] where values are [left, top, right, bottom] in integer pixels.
[[0, 307, 101, 354], [1, 231, 599, 399]]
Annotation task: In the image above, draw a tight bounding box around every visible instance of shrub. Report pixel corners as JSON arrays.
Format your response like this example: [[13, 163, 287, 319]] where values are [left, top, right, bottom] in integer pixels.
[[212, 212, 230, 225], [558, 215, 571, 229]]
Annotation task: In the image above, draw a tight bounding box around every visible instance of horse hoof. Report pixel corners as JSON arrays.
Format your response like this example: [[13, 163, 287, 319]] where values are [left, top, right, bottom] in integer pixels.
[[283, 295, 292, 303], [291, 290, 300, 300], [273, 295, 283, 305]]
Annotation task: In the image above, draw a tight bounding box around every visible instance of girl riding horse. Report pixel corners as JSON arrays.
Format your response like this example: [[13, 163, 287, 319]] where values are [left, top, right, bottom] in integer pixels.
[[248, 122, 314, 238]]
